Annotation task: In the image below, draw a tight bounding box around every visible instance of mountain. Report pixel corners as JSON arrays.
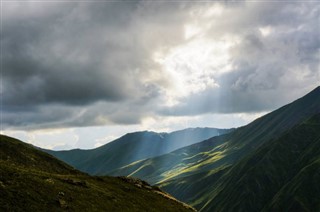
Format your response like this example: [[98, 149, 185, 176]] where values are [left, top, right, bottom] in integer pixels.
[[44, 128, 232, 175], [112, 86, 320, 210], [0, 134, 195, 211], [202, 113, 320, 212]]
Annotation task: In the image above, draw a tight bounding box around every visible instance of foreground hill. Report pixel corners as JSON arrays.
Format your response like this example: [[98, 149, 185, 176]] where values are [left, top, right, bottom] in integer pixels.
[[44, 128, 232, 175], [0, 135, 195, 212], [113, 86, 320, 210]]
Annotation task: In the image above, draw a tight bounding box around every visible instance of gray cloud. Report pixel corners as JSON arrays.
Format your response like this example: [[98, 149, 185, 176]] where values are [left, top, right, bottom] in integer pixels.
[[160, 1, 320, 116], [2, 1, 319, 130], [2, 2, 146, 108]]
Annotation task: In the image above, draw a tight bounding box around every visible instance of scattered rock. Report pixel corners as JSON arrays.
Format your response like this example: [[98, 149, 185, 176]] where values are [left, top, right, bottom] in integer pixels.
[[117, 176, 150, 189], [145, 185, 152, 190], [45, 178, 54, 184], [153, 190, 197, 211], [58, 198, 68, 209]]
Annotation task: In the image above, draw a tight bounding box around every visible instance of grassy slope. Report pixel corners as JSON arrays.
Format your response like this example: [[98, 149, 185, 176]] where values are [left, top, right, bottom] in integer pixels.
[[0, 135, 195, 212], [45, 128, 231, 175], [111, 134, 231, 184], [265, 158, 320, 211], [159, 166, 231, 208], [202, 114, 320, 212], [114, 87, 320, 182]]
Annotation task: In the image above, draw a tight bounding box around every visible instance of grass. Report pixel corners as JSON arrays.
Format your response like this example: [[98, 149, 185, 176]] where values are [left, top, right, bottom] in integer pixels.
[[0, 135, 196, 212], [201, 114, 320, 212]]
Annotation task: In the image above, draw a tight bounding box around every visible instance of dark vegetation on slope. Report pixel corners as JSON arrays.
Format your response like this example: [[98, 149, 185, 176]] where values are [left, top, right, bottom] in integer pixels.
[[112, 87, 320, 211], [0, 135, 195, 212], [202, 113, 320, 212], [44, 128, 232, 175], [265, 157, 320, 211]]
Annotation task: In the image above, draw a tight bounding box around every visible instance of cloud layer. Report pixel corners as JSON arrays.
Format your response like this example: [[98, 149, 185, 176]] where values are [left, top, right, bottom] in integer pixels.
[[2, 1, 319, 130]]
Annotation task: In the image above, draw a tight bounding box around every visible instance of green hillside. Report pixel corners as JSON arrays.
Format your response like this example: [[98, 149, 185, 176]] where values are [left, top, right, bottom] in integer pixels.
[[202, 113, 320, 211], [110, 133, 231, 184], [265, 158, 320, 211], [113, 86, 320, 210], [114, 87, 320, 182], [44, 128, 232, 175], [0, 135, 195, 212]]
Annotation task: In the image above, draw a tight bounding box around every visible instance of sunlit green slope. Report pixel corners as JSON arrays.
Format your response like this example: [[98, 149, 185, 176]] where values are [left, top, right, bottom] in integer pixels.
[[44, 128, 231, 175], [0, 135, 195, 212], [110, 133, 231, 185]]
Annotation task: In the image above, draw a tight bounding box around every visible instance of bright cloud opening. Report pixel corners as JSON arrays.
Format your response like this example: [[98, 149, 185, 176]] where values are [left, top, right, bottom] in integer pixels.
[[154, 36, 238, 106], [259, 26, 273, 37]]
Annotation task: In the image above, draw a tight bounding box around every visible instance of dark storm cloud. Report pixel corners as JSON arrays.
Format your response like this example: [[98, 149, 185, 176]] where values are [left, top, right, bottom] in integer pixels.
[[2, 1, 190, 129], [2, 2, 140, 109], [2, 1, 319, 130]]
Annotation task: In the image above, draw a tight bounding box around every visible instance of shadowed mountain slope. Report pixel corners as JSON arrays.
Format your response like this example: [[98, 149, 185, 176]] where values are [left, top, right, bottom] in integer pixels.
[[0, 135, 195, 212], [45, 128, 232, 175], [201, 113, 320, 212], [111, 86, 320, 211]]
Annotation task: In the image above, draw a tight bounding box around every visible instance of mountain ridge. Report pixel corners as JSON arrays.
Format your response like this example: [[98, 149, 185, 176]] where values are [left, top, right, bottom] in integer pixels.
[[44, 127, 233, 175], [201, 113, 320, 211]]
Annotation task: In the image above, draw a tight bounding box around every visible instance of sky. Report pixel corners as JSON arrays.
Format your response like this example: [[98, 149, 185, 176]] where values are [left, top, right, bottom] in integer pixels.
[[1, 0, 319, 150]]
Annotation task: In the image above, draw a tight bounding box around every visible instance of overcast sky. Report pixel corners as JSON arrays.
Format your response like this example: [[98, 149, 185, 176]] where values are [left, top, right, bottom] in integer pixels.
[[1, 0, 319, 150]]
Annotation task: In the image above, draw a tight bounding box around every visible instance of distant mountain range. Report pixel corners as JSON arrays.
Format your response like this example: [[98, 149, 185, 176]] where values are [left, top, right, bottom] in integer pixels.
[[0, 135, 195, 211], [44, 127, 232, 175], [120, 86, 320, 211]]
